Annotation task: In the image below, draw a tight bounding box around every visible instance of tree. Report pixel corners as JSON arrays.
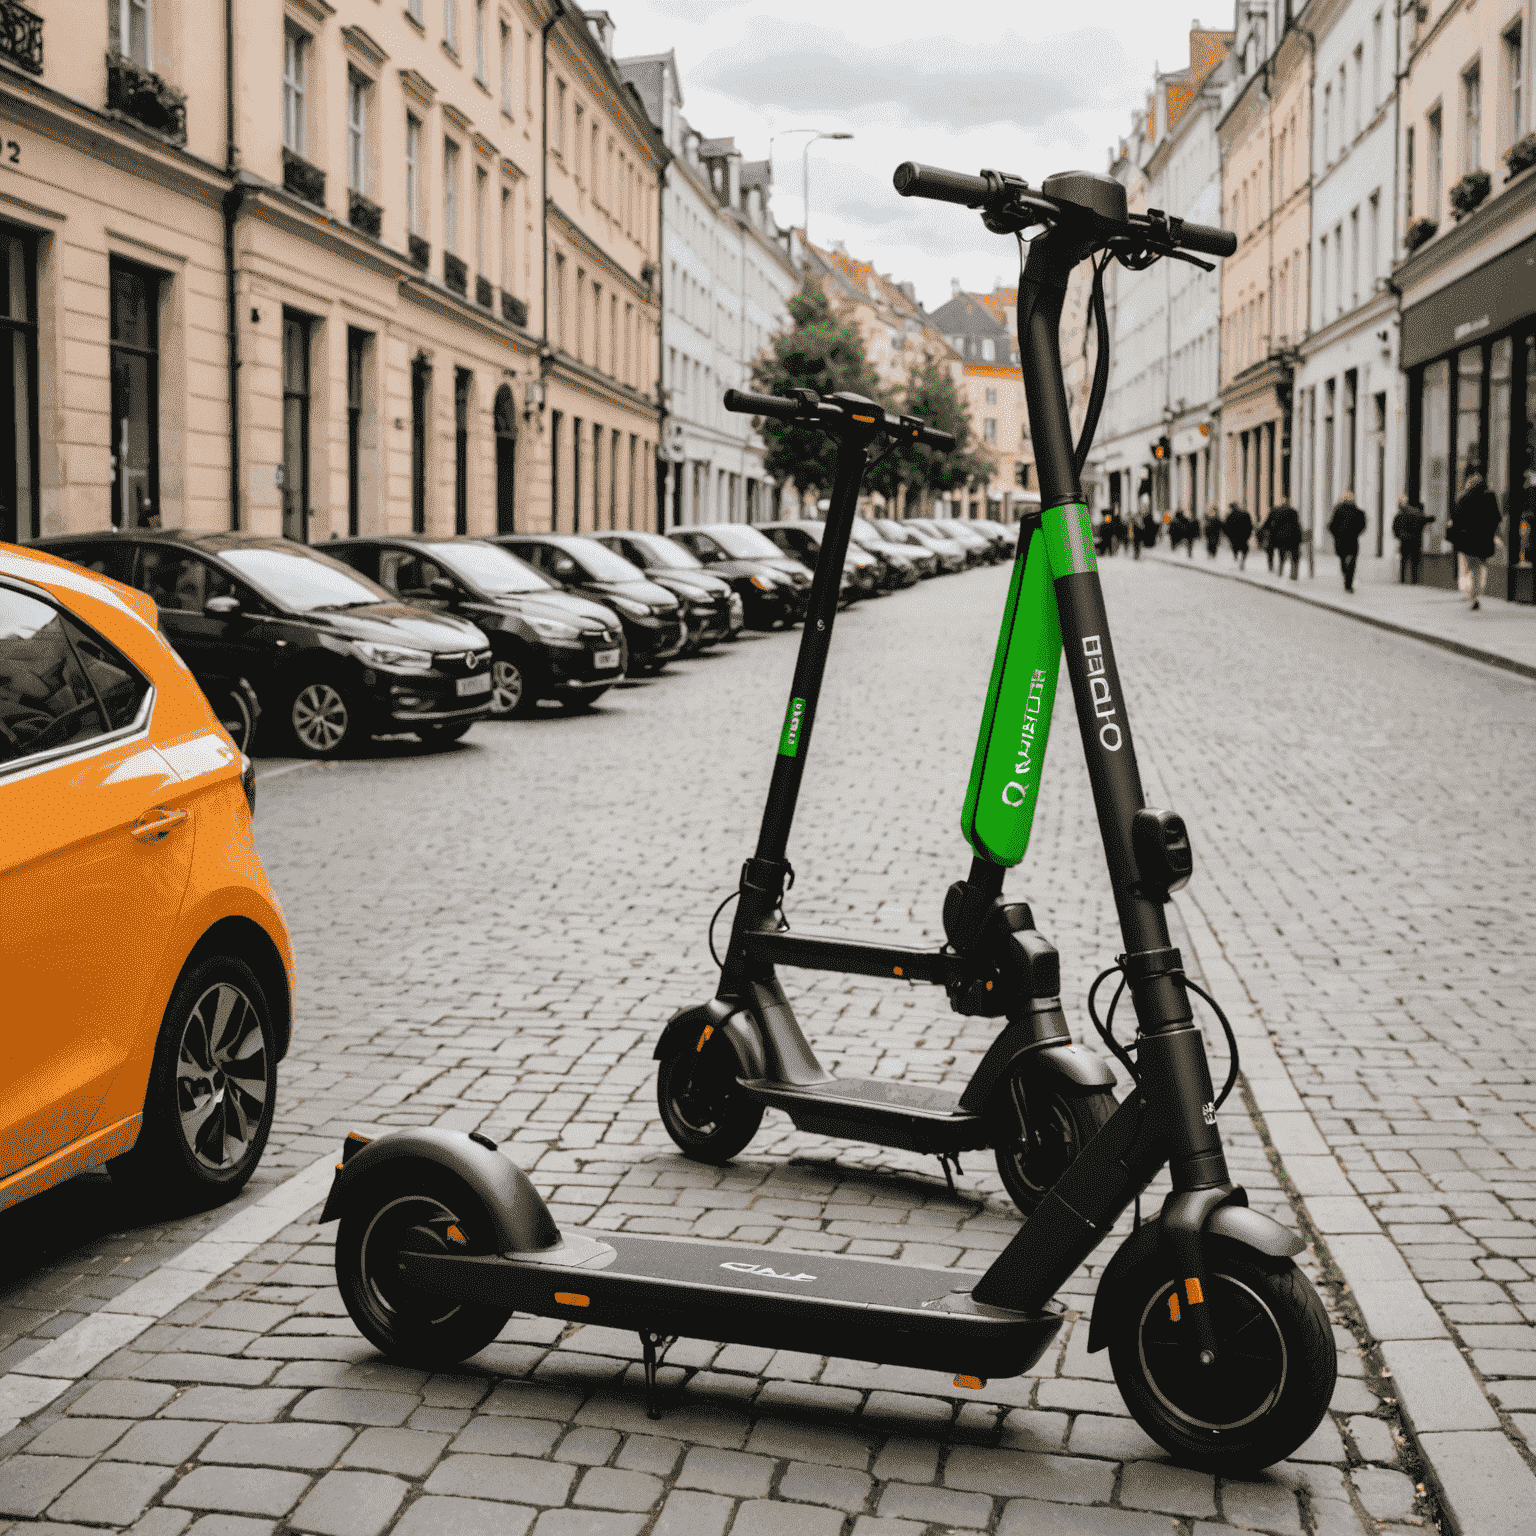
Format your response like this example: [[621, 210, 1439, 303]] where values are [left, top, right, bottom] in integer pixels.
[[866, 357, 992, 511], [751, 283, 887, 499]]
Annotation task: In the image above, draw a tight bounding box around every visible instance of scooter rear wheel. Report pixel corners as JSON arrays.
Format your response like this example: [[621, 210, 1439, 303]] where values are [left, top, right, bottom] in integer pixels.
[[657, 1047, 763, 1163], [335, 1164, 514, 1368], [993, 1079, 1116, 1214], [1106, 1234, 1336, 1472]]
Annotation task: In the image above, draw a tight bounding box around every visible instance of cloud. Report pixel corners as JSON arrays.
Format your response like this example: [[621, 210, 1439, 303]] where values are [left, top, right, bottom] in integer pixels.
[[643, 0, 752, 16], [694, 21, 1135, 132]]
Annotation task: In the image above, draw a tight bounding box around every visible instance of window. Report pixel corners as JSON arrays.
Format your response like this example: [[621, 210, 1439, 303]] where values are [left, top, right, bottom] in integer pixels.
[[1350, 207, 1360, 308], [109, 259, 160, 531], [454, 369, 471, 536], [1368, 192, 1380, 287], [610, 293, 617, 374], [444, 139, 460, 253], [474, 0, 486, 82], [1406, 126, 1415, 219], [1319, 233, 1328, 319], [556, 78, 566, 153], [283, 27, 308, 155], [1503, 24, 1524, 144], [137, 549, 235, 615], [985, 387, 997, 405], [282, 311, 312, 543], [1354, 44, 1364, 134], [475, 166, 488, 275], [983, 419, 997, 444], [0, 588, 149, 769], [1322, 83, 1331, 160], [110, 0, 150, 66], [575, 104, 584, 180], [500, 22, 512, 112], [575, 268, 585, 359], [1464, 62, 1482, 172], [523, 30, 533, 114], [1372, 12, 1383, 106], [1334, 224, 1344, 319], [0, 223, 39, 544], [347, 73, 369, 194], [1428, 106, 1443, 217], [445, 0, 458, 53], [411, 354, 430, 533], [347, 328, 368, 537], [406, 114, 422, 233], [981, 337, 995, 361], [407, 0, 422, 22], [554, 252, 566, 346]]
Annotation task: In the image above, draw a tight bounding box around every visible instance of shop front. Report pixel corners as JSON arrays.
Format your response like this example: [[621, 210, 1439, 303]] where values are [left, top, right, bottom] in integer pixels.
[[1402, 235, 1536, 603]]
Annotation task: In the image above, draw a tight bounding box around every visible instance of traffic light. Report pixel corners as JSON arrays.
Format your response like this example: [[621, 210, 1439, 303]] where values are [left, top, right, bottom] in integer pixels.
[[1149, 435, 1171, 461]]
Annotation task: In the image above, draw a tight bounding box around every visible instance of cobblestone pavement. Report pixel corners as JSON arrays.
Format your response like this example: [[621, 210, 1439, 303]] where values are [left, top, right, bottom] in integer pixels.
[[7, 553, 1530, 1533]]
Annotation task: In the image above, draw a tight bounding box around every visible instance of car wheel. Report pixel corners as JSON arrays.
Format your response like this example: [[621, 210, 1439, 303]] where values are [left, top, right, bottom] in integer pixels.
[[489, 656, 540, 718], [110, 954, 277, 1208], [289, 678, 354, 758]]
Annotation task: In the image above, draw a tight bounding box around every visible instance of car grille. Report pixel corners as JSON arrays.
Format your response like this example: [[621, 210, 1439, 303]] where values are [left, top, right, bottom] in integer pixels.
[[432, 648, 494, 677]]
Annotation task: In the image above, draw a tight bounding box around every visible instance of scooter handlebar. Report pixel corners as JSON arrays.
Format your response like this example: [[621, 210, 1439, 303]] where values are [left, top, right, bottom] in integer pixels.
[[722, 388, 955, 451], [723, 388, 802, 422], [1170, 220, 1236, 258], [892, 162, 996, 207]]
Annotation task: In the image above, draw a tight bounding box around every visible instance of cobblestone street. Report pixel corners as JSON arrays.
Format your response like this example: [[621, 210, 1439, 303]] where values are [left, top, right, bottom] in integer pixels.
[[3, 557, 1534, 1535]]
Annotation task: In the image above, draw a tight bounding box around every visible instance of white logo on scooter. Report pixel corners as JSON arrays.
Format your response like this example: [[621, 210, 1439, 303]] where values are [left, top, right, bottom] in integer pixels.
[[721, 1262, 817, 1282]]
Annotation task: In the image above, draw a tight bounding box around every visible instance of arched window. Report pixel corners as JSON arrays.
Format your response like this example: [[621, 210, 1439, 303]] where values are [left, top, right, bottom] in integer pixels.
[[494, 384, 518, 533]]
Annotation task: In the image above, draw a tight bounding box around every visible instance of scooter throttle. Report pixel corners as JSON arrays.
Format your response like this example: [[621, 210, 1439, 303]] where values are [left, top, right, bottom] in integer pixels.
[[1174, 221, 1236, 258], [722, 388, 803, 421], [892, 163, 994, 207]]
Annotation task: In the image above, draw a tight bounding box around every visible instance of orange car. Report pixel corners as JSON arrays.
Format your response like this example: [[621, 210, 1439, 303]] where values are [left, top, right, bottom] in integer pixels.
[[1, 542, 294, 1213]]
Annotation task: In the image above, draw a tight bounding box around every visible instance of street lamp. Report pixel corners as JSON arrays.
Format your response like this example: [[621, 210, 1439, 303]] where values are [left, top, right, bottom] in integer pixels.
[[766, 128, 853, 250]]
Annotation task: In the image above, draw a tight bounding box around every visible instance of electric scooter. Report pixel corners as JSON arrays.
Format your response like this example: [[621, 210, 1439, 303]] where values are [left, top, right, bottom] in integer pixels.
[[323, 165, 1337, 1472]]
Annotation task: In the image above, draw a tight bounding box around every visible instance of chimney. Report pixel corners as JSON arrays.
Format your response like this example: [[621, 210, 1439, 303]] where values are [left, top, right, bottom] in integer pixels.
[[897, 280, 916, 303], [950, 278, 961, 297]]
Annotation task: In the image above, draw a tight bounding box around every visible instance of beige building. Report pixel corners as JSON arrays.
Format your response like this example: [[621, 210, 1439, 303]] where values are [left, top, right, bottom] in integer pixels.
[[0, 0, 663, 548]]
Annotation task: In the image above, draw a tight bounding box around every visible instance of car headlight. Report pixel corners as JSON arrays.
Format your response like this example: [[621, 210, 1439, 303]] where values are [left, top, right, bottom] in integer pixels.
[[609, 595, 649, 617], [348, 639, 435, 671], [527, 617, 582, 639]]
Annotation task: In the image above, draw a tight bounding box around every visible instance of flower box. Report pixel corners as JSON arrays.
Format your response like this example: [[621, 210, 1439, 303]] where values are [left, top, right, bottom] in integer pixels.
[[408, 234, 430, 271], [106, 53, 186, 143], [501, 292, 528, 327], [1507, 134, 1536, 181], [282, 149, 326, 208], [1404, 216, 1438, 253], [348, 191, 382, 238], [1448, 169, 1491, 220], [444, 251, 468, 295]]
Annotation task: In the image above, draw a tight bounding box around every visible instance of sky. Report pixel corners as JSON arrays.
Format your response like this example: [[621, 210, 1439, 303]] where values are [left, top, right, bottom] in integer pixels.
[[606, 0, 1231, 311]]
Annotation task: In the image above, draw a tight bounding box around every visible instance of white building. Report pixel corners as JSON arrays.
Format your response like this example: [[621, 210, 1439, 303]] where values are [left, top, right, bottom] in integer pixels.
[[1294, 0, 1408, 561], [617, 53, 800, 525]]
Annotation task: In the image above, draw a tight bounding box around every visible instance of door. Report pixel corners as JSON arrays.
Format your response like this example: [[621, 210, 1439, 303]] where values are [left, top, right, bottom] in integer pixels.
[[135, 547, 269, 692], [0, 223, 38, 544], [109, 259, 161, 531], [282, 311, 312, 542], [0, 583, 192, 1177], [494, 384, 517, 533]]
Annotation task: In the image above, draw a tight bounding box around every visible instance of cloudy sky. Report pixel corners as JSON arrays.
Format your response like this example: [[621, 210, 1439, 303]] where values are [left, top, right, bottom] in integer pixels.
[[608, 0, 1227, 310]]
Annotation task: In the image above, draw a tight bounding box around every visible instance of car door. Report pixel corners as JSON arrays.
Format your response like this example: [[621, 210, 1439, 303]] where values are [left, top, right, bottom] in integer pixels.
[[383, 550, 458, 614], [0, 580, 194, 1179], [672, 532, 721, 565], [135, 547, 271, 695]]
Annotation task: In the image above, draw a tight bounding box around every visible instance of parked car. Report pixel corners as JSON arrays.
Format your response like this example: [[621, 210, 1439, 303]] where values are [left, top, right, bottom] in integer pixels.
[[589, 532, 742, 653], [849, 517, 927, 585], [1, 542, 294, 1213], [327, 535, 625, 717], [34, 531, 494, 757], [665, 524, 811, 625], [969, 520, 1018, 559], [491, 533, 685, 674], [603, 530, 797, 632], [934, 517, 1007, 564], [756, 519, 879, 599], [876, 518, 968, 573]]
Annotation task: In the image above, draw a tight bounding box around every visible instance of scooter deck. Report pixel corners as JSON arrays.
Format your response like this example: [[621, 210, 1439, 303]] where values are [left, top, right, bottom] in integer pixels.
[[398, 1228, 1062, 1379], [738, 1076, 988, 1156]]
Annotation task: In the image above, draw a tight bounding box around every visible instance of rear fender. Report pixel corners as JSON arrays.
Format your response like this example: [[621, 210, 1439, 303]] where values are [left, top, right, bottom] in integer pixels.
[[655, 999, 767, 1080], [319, 1128, 560, 1254], [960, 1024, 1116, 1115]]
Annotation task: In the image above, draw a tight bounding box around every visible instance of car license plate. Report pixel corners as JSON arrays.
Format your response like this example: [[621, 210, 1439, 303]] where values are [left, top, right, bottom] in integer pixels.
[[594, 648, 620, 669], [456, 672, 492, 697]]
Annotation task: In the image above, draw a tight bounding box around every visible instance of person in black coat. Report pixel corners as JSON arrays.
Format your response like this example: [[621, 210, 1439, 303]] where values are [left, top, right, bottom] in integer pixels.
[[1445, 471, 1503, 610], [1223, 503, 1253, 568], [1327, 489, 1368, 592], [1266, 501, 1303, 579], [1203, 507, 1223, 557], [1390, 495, 1434, 585]]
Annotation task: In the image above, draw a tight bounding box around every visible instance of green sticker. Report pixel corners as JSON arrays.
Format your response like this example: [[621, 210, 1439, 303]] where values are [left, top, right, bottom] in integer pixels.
[[778, 695, 807, 757]]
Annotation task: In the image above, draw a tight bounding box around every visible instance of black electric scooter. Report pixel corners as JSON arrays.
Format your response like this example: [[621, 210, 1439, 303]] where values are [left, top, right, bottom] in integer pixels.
[[323, 166, 1336, 1472]]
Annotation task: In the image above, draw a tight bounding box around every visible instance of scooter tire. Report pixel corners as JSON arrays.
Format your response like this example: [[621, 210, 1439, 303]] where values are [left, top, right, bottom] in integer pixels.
[[657, 1047, 764, 1164], [1106, 1234, 1336, 1473], [335, 1163, 514, 1369], [993, 1080, 1116, 1215]]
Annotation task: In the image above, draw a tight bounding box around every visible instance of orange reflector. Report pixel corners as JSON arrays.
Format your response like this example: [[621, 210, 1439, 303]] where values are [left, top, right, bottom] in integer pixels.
[[335, 1162, 344, 1172], [1185, 1278, 1204, 1306], [893, 966, 904, 977], [696, 1024, 714, 1052], [1167, 1293, 1181, 1322], [446, 1225, 466, 1246], [555, 1292, 590, 1307], [985, 980, 993, 991], [851, 413, 876, 423], [953, 1375, 986, 1390]]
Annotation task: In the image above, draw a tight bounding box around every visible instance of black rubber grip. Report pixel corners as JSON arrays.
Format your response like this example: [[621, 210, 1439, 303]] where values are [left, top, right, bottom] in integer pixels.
[[723, 388, 800, 421], [1179, 221, 1237, 258], [892, 162, 991, 207], [920, 428, 956, 451]]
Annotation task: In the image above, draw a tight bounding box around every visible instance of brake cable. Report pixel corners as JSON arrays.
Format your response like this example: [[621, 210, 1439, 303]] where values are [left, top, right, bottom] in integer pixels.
[[1071, 253, 1112, 478]]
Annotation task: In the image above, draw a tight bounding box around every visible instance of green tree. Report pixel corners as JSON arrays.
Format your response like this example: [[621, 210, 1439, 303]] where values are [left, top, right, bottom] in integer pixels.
[[751, 282, 887, 499], [866, 357, 993, 511]]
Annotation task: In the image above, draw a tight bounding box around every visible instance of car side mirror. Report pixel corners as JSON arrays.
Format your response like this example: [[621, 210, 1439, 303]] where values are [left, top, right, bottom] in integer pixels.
[[428, 576, 457, 598], [552, 558, 576, 578], [205, 594, 241, 615]]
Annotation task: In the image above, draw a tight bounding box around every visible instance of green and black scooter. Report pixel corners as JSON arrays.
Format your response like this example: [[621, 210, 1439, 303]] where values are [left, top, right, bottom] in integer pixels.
[[322, 166, 1336, 1471]]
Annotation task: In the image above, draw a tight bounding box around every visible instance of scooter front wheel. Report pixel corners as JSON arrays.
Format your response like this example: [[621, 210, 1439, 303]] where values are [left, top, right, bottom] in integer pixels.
[[657, 1047, 763, 1163], [335, 1165, 514, 1368], [1107, 1234, 1336, 1472], [993, 1078, 1116, 1214]]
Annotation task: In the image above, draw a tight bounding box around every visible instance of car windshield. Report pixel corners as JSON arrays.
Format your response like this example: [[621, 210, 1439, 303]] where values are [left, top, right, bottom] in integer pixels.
[[874, 520, 908, 542], [707, 525, 782, 560], [625, 533, 702, 569], [219, 547, 392, 611], [424, 540, 552, 594], [850, 520, 883, 548], [559, 538, 647, 582]]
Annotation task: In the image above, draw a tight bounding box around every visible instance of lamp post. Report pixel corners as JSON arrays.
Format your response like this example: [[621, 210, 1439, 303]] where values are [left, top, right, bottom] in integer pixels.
[[766, 128, 853, 249]]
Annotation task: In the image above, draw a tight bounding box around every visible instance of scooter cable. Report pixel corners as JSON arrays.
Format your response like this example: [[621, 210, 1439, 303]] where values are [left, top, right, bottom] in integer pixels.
[[706, 890, 740, 970]]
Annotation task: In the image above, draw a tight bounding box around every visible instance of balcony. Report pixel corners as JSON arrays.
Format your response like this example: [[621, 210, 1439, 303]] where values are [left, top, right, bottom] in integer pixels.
[[106, 53, 186, 143], [501, 292, 528, 328], [408, 234, 430, 271], [444, 251, 467, 296], [476, 275, 493, 309], [348, 190, 382, 239], [0, 0, 43, 75], [282, 149, 325, 209]]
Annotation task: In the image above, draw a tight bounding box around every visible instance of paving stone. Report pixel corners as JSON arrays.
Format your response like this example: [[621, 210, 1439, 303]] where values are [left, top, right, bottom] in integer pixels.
[[648, 1489, 732, 1536], [1347, 1415, 1398, 1463], [944, 1445, 1117, 1505], [130, 1512, 194, 1536], [389, 1496, 534, 1536], [676, 1444, 775, 1497], [1116, 1459, 1217, 1518], [573, 1395, 749, 1449], [876, 1481, 995, 1528], [555, 1427, 621, 1465], [289, 1389, 418, 1426], [47, 1462, 175, 1526], [1065, 1413, 1164, 1461], [613, 1434, 683, 1477], [526, 1513, 646, 1536], [451, 1415, 561, 1457], [182, 1519, 274, 1536], [870, 1436, 939, 1484], [754, 1380, 863, 1416], [483, 1381, 587, 1422], [998, 1501, 1182, 1535], [164, 1466, 312, 1517], [289, 1470, 407, 1536], [0, 1457, 92, 1517], [779, 1459, 873, 1511], [848, 1520, 927, 1536], [201, 1422, 354, 1470], [861, 1390, 952, 1429], [160, 1387, 300, 1422], [1217, 1477, 1304, 1536], [340, 1427, 449, 1477], [106, 1420, 218, 1466], [421, 1374, 490, 1409], [1349, 1466, 1419, 1522], [571, 1468, 662, 1510], [408, 1407, 470, 1433], [746, 1418, 874, 1469], [25, 1417, 129, 1457], [68, 1380, 175, 1418], [729, 1501, 847, 1536], [423, 1454, 577, 1506], [133, 1355, 277, 1386]]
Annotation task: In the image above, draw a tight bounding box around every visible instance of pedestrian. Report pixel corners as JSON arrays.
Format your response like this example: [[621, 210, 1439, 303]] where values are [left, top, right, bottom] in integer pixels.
[[1223, 502, 1253, 569], [1327, 488, 1368, 593], [1267, 499, 1303, 579], [1097, 507, 1122, 556], [1390, 495, 1434, 585], [1258, 510, 1275, 572], [1445, 469, 1503, 610], [1203, 506, 1223, 558], [1133, 506, 1158, 560]]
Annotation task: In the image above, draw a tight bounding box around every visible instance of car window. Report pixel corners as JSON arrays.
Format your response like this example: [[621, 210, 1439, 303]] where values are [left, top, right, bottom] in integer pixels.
[[424, 541, 551, 594], [634, 533, 701, 569], [136, 548, 236, 613], [706, 525, 782, 560], [381, 550, 448, 600], [673, 533, 715, 561], [218, 547, 393, 612], [48, 542, 135, 584], [0, 585, 149, 767]]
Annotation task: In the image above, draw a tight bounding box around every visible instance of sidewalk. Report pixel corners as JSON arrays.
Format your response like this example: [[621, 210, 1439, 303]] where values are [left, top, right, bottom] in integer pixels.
[[1144, 545, 1536, 679]]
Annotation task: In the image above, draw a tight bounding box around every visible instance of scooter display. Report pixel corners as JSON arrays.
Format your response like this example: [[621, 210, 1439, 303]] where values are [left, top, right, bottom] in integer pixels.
[[323, 164, 1337, 1472]]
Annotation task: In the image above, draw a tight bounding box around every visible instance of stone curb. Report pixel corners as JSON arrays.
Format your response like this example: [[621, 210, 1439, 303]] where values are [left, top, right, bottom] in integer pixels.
[[1144, 549, 1536, 682], [1175, 891, 1536, 1535], [0, 1151, 339, 1439]]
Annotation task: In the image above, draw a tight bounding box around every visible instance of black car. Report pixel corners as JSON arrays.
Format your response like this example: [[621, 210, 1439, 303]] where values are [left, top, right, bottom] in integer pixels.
[[491, 534, 685, 674], [668, 524, 816, 617], [755, 520, 875, 600], [852, 517, 932, 582], [35, 531, 494, 757], [328, 536, 626, 717], [619, 529, 799, 630], [590, 532, 744, 652]]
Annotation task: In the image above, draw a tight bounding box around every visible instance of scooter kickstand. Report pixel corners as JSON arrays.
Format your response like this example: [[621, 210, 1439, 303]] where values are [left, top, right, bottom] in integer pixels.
[[938, 1154, 961, 1197], [638, 1331, 672, 1420]]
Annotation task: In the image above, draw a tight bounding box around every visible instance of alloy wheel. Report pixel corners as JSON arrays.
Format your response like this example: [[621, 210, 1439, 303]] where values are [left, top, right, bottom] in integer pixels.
[[292, 682, 348, 752], [490, 659, 524, 714], [176, 982, 270, 1171]]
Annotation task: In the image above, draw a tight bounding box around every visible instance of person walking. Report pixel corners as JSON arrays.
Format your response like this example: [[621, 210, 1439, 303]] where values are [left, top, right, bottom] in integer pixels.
[[1445, 470, 1503, 610], [1327, 489, 1368, 593], [1224, 502, 1253, 569], [1267, 499, 1303, 580], [1258, 510, 1275, 571], [1203, 506, 1223, 558], [1390, 495, 1434, 585]]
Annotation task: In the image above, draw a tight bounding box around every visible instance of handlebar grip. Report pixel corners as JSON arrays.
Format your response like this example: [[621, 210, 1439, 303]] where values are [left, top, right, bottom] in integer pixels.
[[920, 427, 956, 451], [1178, 221, 1237, 258], [723, 388, 801, 421], [892, 162, 992, 207]]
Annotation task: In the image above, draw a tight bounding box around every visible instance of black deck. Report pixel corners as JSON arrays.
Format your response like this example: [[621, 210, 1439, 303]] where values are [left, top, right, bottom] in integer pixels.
[[738, 1075, 986, 1154]]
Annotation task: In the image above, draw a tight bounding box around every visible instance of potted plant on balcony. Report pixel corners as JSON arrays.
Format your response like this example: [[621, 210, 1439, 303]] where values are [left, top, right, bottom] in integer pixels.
[[348, 191, 382, 238], [282, 149, 326, 208], [1507, 133, 1536, 181], [1404, 216, 1438, 253], [106, 52, 187, 142], [1448, 168, 1491, 220]]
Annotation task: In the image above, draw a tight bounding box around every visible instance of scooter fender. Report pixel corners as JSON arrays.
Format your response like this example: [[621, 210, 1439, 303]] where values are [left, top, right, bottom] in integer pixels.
[[959, 1024, 1116, 1116], [655, 999, 768, 1080], [1084, 1201, 1305, 1353], [319, 1127, 560, 1255]]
